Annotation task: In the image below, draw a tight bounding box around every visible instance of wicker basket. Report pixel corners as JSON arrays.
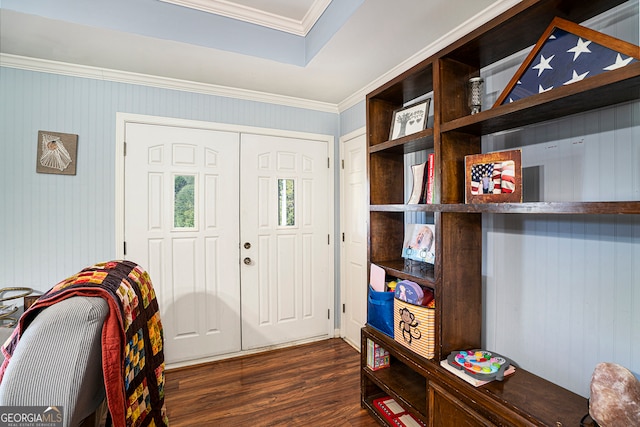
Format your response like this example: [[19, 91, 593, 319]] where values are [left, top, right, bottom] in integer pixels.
[[394, 298, 435, 359]]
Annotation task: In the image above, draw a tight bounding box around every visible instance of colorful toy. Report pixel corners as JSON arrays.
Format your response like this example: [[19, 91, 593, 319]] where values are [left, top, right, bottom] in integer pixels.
[[446, 350, 513, 381]]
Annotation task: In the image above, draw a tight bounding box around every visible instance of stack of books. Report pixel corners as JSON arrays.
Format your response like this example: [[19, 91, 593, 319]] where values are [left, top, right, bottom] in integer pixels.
[[407, 152, 435, 205]]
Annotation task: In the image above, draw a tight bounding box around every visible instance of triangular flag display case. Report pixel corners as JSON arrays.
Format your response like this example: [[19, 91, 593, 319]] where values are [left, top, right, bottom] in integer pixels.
[[495, 16, 640, 106]]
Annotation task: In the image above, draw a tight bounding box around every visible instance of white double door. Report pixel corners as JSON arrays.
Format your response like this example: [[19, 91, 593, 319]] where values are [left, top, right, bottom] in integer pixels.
[[124, 123, 331, 364]]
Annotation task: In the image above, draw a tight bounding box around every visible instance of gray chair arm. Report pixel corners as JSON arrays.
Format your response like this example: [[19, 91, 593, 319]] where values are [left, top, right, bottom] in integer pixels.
[[0, 296, 109, 427]]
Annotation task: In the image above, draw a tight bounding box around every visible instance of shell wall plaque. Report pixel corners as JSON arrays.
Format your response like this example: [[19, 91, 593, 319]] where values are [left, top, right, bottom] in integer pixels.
[[36, 131, 78, 175]]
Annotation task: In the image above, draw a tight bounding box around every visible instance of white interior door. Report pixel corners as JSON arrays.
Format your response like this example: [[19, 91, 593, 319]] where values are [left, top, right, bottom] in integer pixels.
[[124, 123, 241, 364], [122, 119, 334, 364], [340, 130, 368, 347], [240, 133, 331, 350]]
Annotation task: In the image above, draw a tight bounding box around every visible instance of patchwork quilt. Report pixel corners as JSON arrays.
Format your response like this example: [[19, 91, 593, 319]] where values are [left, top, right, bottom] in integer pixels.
[[0, 260, 169, 427]]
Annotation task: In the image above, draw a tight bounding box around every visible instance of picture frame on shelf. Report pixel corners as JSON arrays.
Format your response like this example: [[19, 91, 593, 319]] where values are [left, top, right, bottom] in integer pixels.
[[407, 162, 427, 204], [465, 150, 522, 204], [401, 223, 435, 264], [389, 99, 430, 140]]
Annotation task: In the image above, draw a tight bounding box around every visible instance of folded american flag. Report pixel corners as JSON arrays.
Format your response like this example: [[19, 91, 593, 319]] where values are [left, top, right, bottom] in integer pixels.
[[498, 18, 638, 105]]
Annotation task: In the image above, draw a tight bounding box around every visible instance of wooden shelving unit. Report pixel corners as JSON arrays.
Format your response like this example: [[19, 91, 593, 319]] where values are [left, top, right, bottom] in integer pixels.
[[361, 0, 638, 425], [362, 326, 591, 426]]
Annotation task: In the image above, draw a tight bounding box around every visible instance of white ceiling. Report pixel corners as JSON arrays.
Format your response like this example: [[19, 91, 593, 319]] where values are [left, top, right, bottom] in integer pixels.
[[0, 0, 504, 107]]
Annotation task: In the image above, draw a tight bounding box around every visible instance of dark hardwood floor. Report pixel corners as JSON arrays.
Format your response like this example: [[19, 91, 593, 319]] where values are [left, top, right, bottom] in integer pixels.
[[164, 338, 379, 426]]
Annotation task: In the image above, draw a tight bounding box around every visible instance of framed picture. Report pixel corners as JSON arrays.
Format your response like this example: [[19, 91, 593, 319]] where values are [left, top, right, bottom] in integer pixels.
[[36, 131, 78, 175], [401, 223, 435, 264], [465, 150, 522, 203], [389, 99, 430, 140]]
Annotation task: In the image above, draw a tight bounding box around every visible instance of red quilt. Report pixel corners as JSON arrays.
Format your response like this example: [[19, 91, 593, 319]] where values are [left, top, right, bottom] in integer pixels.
[[0, 260, 168, 427]]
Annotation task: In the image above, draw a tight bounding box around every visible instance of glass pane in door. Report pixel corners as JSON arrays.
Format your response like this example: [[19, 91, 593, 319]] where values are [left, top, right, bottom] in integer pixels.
[[278, 178, 295, 227], [174, 174, 196, 228]]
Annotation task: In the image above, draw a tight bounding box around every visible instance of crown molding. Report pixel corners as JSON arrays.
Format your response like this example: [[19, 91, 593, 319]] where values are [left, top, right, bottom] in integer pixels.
[[337, 0, 522, 112], [0, 53, 339, 114], [159, 0, 332, 36], [300, 0, 333, 36]]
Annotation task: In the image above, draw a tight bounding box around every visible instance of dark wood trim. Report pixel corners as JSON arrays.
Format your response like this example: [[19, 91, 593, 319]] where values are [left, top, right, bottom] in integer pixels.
[[370, 201, 640, 215]]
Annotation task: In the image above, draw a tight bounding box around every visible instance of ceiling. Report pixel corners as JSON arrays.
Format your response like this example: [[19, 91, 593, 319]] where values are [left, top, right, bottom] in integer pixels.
[[0, 0, 503, 107]]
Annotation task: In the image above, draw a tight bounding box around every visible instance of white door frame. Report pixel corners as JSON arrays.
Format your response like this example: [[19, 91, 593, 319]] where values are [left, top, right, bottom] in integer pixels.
[[339, 126, 367, 348], [115, 112, 336, 364]]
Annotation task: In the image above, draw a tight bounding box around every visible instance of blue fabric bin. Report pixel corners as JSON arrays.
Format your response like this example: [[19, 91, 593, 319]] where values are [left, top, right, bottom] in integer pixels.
[[367, 286, 394, 338]]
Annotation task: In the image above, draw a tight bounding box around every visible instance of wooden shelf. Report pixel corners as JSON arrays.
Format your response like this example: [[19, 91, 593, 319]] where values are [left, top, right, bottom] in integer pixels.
[[442, 0, 630, 69], [368, 129, 434, 154], [364, 326, 592, 426], [370, 204, 440, 212], [369, 259, 435, 287], [441, 63, 640, 135], [367, 62, 433, 104], [363, 364, 427, 418], [362, 327, 432, 422], [363, 326, 435, 375], [432, 358, 592, 426], [371, 201, 640, 215]]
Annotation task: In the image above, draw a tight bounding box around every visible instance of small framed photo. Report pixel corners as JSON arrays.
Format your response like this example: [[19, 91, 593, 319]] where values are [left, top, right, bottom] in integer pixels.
[[465, 150, 522, 203], [389, 99, 430, 140], [36, 130, 78, 175], [401, 223, 435, 264]]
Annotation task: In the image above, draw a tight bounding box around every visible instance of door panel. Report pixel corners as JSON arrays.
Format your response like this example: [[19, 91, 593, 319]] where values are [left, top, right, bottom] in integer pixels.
[[240, 133, 331, 350], [341, 132, 368, 347], [124, 123, 241, 364]]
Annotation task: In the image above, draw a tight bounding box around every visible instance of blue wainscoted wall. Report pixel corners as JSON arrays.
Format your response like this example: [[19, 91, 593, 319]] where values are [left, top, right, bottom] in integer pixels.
[[479, 1, 640, 397], [481, 102, 640, 398], [339, 100, 365, 137], [0, 67, 339, 291]]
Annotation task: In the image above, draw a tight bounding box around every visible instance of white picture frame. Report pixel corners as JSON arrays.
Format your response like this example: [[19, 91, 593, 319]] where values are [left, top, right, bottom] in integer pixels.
[[389, 99, 430, 140]]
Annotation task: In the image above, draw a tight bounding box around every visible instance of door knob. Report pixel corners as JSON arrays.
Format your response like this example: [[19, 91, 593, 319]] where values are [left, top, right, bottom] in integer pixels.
[[244, 242, 251, 249], [243, 257, 252, 265]]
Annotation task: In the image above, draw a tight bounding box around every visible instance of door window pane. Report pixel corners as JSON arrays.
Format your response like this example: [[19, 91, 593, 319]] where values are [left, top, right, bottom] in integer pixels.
[[174, 174, 196, 228], [278, 178, 295, 227]]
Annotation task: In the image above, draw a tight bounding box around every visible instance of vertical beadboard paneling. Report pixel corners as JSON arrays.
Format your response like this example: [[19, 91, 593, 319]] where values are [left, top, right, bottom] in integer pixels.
[[339, 100, 366, 137], [0, 67, 339, 293], [613, 218, 634, 363], [567, 217, 587, 387], [487, 214, 640, 396], [633, 215, 640, 372], [481, 1, 640, 397]]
